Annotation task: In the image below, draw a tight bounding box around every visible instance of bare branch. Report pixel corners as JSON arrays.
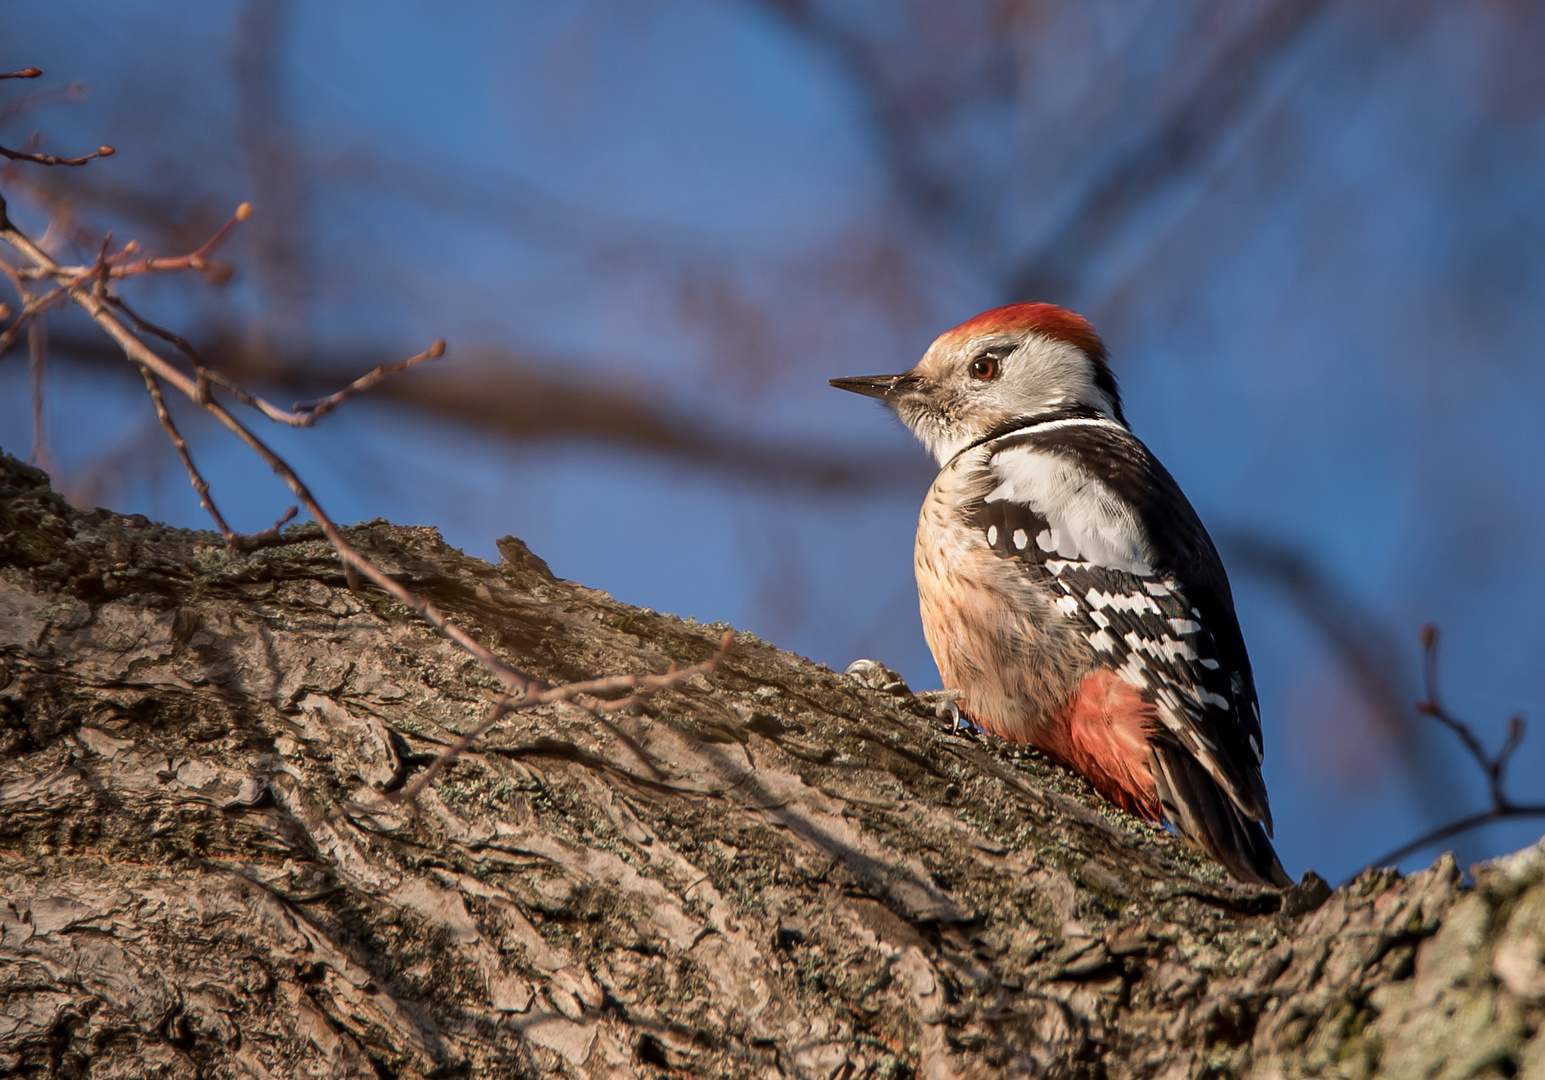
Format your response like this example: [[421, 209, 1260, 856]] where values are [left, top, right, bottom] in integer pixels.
[[291, 338, 445, 421], [103, 202, 249, 281], [101, 281, 444, 433], [0, 189, 545, 702], [0, 140, 114, 168], [104, 294, 278, 417], [0, 69, 43, 80], [1368, 805, 1545, 870], [6, 202, 247, 285], [138, 365, 234, 536], [1226, 530, 1466, 834], [137, 365, 297, 551], [43, 328, 929, 492], [0, 286, 64, 357], [1363, 626, 1545, 873]]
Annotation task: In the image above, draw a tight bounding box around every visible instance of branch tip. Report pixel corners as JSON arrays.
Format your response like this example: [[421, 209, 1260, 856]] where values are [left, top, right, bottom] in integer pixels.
[[235, 202, 252, 222], [290, 340, 448, 421], [1364, 621, 1543, 875]]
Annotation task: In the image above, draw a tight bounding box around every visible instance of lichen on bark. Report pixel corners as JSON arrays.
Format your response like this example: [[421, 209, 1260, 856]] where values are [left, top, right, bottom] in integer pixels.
[[1, 448, 1543, 1079]]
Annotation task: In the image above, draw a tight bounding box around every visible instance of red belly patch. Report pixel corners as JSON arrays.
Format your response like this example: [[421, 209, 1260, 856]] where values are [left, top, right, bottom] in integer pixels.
[[1036, 671, 1161, 821]]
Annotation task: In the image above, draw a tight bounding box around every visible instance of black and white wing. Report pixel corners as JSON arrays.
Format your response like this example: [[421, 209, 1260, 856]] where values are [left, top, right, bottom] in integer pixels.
[[973, 416, 1288, 886]]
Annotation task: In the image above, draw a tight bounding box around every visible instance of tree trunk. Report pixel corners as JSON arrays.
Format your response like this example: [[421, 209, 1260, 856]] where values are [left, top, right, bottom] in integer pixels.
[[1, 449, 1542, 1079]]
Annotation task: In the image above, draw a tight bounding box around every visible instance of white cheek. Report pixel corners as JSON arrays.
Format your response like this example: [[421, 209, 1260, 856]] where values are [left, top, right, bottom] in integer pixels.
[[998, 339, 1117, 420]]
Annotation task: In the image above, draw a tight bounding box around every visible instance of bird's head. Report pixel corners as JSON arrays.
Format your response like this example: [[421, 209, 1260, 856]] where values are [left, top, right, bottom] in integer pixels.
[[830, 302, 1124, 464]]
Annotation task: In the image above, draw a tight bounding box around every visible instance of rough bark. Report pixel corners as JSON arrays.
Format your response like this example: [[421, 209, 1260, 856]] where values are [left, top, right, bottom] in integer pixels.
[[0, 449, 1542, 1079]]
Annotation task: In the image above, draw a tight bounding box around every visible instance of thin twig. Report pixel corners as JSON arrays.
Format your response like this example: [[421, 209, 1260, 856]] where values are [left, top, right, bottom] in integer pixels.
[[138, 366, 295, 550], [0, 69, 43, 80], [1364, 625, 1545, 872], [292, 338, 445, 420], [108, 293, 264, 412], [139, 365, 233, 535], [376, 699, 516, 810], [0, 191, 542, 700], [107, 292, 432, 429], [104, 202, 249, 279], [0, 286, 64, 357], [1368, 805, 1545, 871], [7, 202, 247, 284], [0, 98, 734, 829], [0, 141, 114, 168]]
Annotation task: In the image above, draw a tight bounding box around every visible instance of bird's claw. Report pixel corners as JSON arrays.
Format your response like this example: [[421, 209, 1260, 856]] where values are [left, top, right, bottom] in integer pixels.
[[843, 658, 911, 695], [936, 697, 982, 738]]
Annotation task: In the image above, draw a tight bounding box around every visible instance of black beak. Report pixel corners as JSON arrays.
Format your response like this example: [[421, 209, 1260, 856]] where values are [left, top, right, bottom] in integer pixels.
[[828, 373, 915, 400]]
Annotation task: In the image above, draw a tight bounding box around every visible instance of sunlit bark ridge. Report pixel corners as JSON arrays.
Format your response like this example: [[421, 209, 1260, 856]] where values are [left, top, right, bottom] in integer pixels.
[[1, 451, 1542, 1079]]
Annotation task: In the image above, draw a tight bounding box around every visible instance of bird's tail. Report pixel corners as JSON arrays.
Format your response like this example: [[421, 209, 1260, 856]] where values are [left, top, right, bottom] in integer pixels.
[[1150, 741, 1290, 888]]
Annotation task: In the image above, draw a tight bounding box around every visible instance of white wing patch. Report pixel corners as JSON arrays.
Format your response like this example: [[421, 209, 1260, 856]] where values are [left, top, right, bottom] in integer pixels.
[[985, 446, 1153, 575], [1085, 588, 1162, 615]]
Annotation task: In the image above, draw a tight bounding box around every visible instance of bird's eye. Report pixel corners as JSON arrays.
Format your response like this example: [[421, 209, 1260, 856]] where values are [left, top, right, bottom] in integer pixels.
[[969, 355, 1000, 381]]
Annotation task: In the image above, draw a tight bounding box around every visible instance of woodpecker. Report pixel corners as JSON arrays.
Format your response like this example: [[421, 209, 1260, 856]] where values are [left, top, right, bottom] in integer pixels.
[[831, 303, 1288, 887]]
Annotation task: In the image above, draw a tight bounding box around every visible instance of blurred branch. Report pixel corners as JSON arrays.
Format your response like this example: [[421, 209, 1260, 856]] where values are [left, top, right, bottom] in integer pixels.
[[1224, 530, 1465, 832], [754, 2, 960, 227], [0, 65, 113, 165], [0, 190, 740, 808], [1225, 531, 1410, 735], [1364, 626, 1545, 872], [231, 0, 312, 352], [760, 1, 1344, 306], [28, 310, 57, 476], [0, 50, 745, 819], [0, 283, 65, 356], [1008, 0, 1336, 304], [40, 329, 931, 493], [0, 74, 87, 128]]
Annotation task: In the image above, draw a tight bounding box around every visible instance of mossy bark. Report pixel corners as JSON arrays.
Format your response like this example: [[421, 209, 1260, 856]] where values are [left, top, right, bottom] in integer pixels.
[[1, 449, 1542, 1079]]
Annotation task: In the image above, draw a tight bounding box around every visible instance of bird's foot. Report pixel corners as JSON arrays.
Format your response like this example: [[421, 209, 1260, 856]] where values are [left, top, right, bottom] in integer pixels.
[[924, 693, 981, 739], [843, 659, 911, 696]]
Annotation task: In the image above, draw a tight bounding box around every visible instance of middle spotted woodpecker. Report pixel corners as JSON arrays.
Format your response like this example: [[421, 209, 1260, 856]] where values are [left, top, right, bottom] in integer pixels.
[[831, 302, 1288, 887]]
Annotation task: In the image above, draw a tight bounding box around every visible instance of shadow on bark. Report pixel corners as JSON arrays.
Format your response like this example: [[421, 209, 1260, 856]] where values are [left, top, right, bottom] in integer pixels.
[[2, 450, 1543, 1079]]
